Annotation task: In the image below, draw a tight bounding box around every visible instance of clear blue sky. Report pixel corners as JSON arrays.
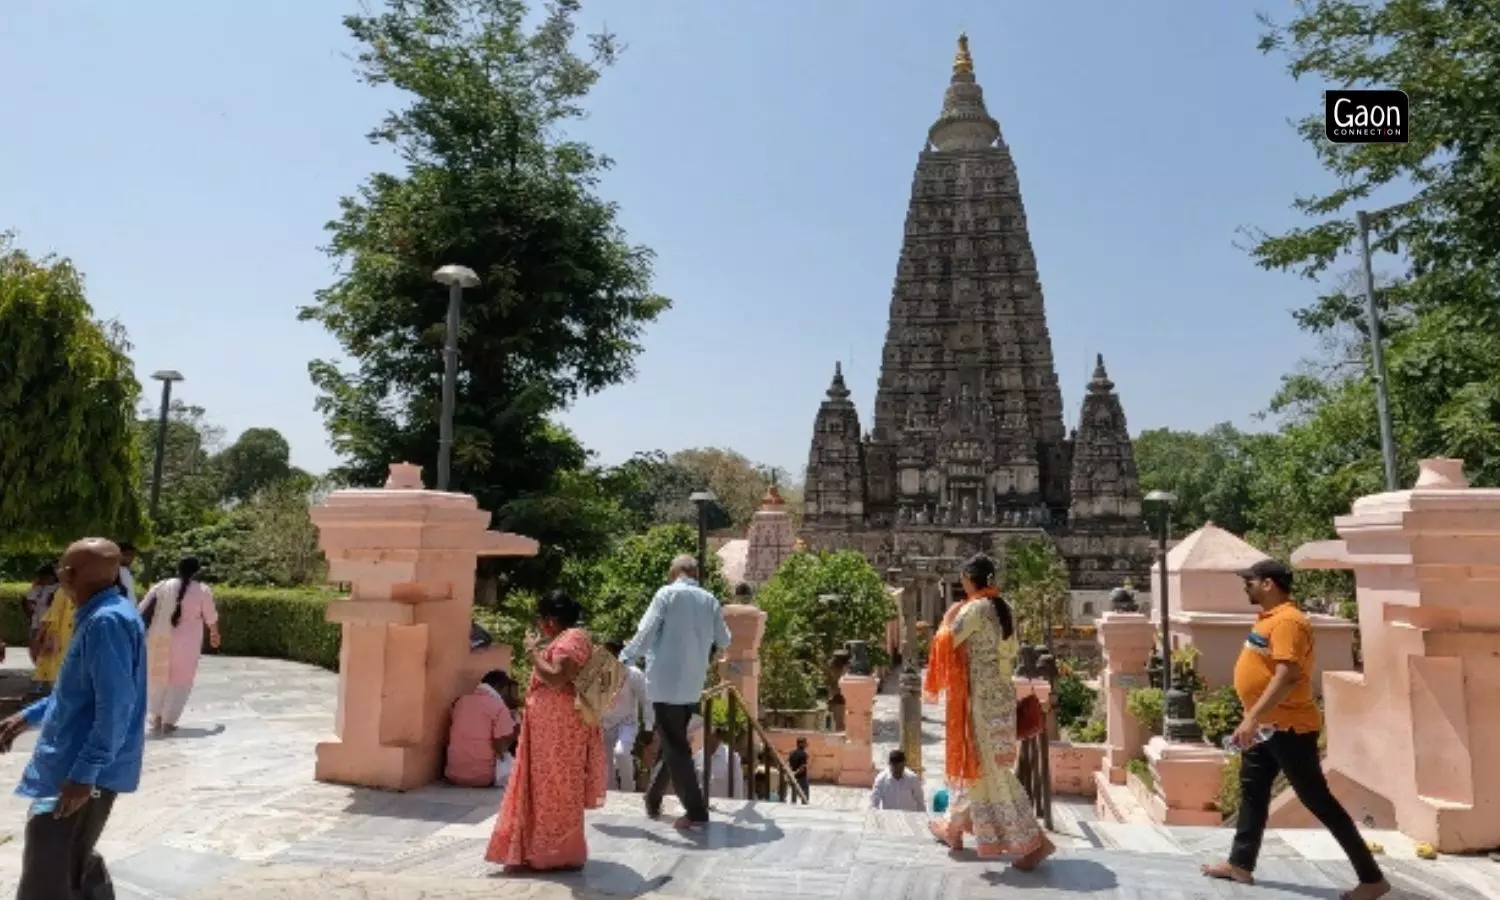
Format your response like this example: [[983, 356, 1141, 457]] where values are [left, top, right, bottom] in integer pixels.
[[2, 1, 1336, 478]]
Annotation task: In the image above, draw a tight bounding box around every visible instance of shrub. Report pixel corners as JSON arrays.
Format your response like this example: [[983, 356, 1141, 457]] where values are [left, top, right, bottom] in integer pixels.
[[1194, 686, 1244, 747], [0, 581, 341, 669], [1071, 718, 1107, 744], [759, 638, 820, 711], [1218, 753, 1242, 818], [706, 693, 752, 741], [1053, 673, 1094, 730], [1126, 687, 1164, 736], [1125, 757, 1154, 792]]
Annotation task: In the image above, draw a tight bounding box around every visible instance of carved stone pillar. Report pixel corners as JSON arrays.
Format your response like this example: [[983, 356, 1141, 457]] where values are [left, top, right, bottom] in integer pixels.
[[1095, 611, 1155, 785], [718, 604, 766, 716], [309, 462, 539, 791], [897, 577, 925, 775]]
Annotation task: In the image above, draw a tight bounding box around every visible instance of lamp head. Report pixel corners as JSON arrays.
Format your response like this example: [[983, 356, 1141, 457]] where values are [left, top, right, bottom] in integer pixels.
[[433, 264, 480, 288], [1143, 490, 1177, 507], [689, 490, 717, 505], [151, 370, 184, 383]]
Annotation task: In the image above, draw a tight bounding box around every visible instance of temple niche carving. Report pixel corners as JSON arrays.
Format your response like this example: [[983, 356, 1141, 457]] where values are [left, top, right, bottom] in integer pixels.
[[800, 34, 1152, 594]]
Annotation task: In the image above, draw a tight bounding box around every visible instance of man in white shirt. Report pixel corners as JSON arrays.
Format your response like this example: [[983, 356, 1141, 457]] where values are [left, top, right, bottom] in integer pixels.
[[602, 641, 654, 791], [870, 749, 925, 812], [703, 728, 747, 800]]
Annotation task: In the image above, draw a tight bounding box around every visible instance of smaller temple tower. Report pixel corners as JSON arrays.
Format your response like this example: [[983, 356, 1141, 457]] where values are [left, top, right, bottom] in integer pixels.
[[803, 363, 866, 527], [1068, 355, 1143, 524], [743, 483, 797, 585]]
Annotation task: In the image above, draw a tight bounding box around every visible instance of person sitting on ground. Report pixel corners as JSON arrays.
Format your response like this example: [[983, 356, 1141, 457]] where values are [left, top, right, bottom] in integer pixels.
[[446, 670, 518, 788], [871, 749, 925, 811]]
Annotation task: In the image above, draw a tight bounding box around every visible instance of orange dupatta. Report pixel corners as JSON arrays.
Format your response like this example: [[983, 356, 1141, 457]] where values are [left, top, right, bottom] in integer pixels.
[[922, 586, 999, 787]]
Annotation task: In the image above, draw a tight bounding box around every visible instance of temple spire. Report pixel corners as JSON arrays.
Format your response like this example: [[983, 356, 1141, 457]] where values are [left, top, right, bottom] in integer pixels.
[[953, 32, 974, 76], [827, 361, 851, 400], [1089, 353, 1114, 391], [929, 33, 999, 151]]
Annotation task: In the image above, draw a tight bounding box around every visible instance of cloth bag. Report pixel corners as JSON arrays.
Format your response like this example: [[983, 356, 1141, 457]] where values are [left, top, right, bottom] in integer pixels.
[[572, 642, 626, 727]]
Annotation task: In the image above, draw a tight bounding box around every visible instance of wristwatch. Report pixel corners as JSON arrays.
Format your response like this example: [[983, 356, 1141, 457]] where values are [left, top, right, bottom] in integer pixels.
[[89, 787, 101, 799]]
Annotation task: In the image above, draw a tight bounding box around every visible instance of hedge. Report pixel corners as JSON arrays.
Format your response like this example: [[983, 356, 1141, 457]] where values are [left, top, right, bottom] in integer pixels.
[[0, 582, 343, 671]]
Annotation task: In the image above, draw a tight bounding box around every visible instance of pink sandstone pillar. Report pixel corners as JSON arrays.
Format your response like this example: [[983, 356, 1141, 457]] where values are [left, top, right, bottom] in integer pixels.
[[309, 462, 538, 791], [718, 604, 766, 716], [1142, 737, 1229, 826], [837, 673, 879, 787], [1095, 611, 1155, 785], [1287, 458, 1500, 852]]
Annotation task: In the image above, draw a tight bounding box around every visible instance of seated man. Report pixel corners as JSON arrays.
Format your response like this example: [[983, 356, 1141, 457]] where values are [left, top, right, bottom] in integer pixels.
[[445, 670, 517, 788], [870, 749, 925, 811], [703, 727, 748, 800]]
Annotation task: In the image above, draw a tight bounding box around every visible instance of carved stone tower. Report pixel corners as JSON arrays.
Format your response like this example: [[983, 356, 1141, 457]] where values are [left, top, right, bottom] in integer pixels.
[[803, 363, 866, 526], [799, 35, 1152, 597], [743, 484, 797, 585]]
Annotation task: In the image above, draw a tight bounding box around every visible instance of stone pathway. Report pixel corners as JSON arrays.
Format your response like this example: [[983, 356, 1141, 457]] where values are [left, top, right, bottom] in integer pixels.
[[0, 657, 1487, 898]]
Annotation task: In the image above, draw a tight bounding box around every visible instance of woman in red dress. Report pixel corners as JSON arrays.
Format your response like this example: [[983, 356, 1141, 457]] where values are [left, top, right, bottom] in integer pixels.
[[486, 591, 607, 872]]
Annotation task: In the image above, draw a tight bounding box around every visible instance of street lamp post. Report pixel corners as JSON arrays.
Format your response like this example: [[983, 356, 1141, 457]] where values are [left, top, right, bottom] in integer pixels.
[[147, 370, 184, 526], [432, 264, 481, 492], [689, 490, 717, 577], [1356, 210, 1399, 491], [1144, 489, 1201, 743]]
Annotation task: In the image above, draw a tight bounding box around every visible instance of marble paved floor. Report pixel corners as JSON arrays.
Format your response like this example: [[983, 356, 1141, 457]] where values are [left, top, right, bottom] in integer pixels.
[[0, 656, 1488, 899]]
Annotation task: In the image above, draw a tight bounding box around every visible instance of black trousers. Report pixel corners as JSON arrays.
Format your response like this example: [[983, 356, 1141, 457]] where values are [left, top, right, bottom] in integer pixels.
[[645, 702, 708, 822], [18, 790, 117, 900], [1230, 730, 1383, 885]]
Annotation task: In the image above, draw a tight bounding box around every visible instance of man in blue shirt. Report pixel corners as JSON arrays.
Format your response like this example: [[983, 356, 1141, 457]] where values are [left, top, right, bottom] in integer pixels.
[[0, 538, 148, 899], [621, 554, 731, 831]]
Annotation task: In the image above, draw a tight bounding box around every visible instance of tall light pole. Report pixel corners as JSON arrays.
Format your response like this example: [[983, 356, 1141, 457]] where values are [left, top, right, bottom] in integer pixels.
[[1356, 210, 1399, 491], [147, 370, 184, 526], [689, 490, 717, 577], [432, 265, 480, 492], [1145, 489, 1200, 743]]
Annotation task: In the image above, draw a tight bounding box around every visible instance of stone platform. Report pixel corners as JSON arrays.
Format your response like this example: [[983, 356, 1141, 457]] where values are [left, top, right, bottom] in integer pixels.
[[0, 657, 1488, 898]]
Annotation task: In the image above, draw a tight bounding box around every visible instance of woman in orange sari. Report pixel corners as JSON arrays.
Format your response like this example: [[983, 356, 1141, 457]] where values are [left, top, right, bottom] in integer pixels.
[[486, 590, 607, 873], [924, 553, 1054, 869]]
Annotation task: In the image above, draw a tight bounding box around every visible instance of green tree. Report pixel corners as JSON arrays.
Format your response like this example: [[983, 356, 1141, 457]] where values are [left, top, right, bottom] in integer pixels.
[[1248, 0, 1500, 508], [604, 451, 731, 532], [0, 235, 144, 549], [216, 427, 296, 503], [756, 550, 895, 664], [136, 401, 226, 539], [1001, 536, 1072, 646], [299, 0, 668, 589], [1133, 424, 1260, 536], [160, 477, 326, 588], [580, 523, 729, 643], [670, 448, 783, 528]]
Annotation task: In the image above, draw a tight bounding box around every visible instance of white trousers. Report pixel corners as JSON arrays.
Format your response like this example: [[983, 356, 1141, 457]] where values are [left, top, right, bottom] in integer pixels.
[[148, 684, 192, 726], [602, 722, 638, 790]]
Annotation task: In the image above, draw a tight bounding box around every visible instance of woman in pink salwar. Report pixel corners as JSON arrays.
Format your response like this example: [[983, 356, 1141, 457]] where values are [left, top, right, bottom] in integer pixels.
[[139, 556, 221, 734], [486, 591, 606, 873]]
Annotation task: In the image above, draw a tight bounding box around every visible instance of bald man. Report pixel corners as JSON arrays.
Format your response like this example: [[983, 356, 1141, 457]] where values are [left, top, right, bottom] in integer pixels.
[[0, 538, 147, 900]]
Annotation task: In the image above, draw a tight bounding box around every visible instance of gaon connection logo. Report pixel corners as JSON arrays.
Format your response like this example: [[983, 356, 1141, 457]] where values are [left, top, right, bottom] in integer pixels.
[[1325, 90, 1409, 144]]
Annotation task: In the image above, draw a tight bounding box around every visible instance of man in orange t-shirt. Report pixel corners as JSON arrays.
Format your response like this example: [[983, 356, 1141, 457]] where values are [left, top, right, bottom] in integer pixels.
[[1201, 560, 1388, 900]]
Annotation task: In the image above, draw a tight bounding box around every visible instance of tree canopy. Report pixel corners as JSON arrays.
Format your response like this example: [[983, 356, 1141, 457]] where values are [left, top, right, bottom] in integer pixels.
[[755, 549, 895, 664], [576, 523, 729, 643], [1001, 536, 1072, 646], [299, 0, 669, 588], [0, 234, 144, 550]]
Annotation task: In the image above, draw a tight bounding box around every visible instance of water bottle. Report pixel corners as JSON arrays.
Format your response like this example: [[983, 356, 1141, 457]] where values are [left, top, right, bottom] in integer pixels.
[[1222, 725, 1276, 753]]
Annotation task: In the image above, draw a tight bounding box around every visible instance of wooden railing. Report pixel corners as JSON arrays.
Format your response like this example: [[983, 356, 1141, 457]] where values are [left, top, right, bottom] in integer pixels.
[[1014, 705, 1055, 831], [699, 682, 810, 805]]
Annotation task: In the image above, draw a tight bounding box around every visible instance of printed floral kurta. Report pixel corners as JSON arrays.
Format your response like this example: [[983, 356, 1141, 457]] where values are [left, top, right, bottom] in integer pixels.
[[931, 598, 1045, 858]]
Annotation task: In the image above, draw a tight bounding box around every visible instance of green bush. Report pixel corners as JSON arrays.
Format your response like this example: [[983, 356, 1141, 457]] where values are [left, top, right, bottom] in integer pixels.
[[1070, 718, 1107, 744], [2, 581, 340, 669], [1053, 674, 1094, 730], [1194, 686, 1244, 746], [1126, 687, 1164, 736], [1218, 753, 1242, 818], [1125, 757, 1154, 792], [759, 638, 820, 711]]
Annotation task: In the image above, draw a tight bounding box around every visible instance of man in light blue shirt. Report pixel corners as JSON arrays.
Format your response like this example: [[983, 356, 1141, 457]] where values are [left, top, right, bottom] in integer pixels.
[[0, 538, 148, 900], [621, 554, 731, 830]]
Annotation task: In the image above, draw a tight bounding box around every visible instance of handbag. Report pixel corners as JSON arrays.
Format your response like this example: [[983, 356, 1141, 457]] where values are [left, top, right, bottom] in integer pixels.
[[572, 641, 627, 727], [1016, 694, 1045, 741]]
